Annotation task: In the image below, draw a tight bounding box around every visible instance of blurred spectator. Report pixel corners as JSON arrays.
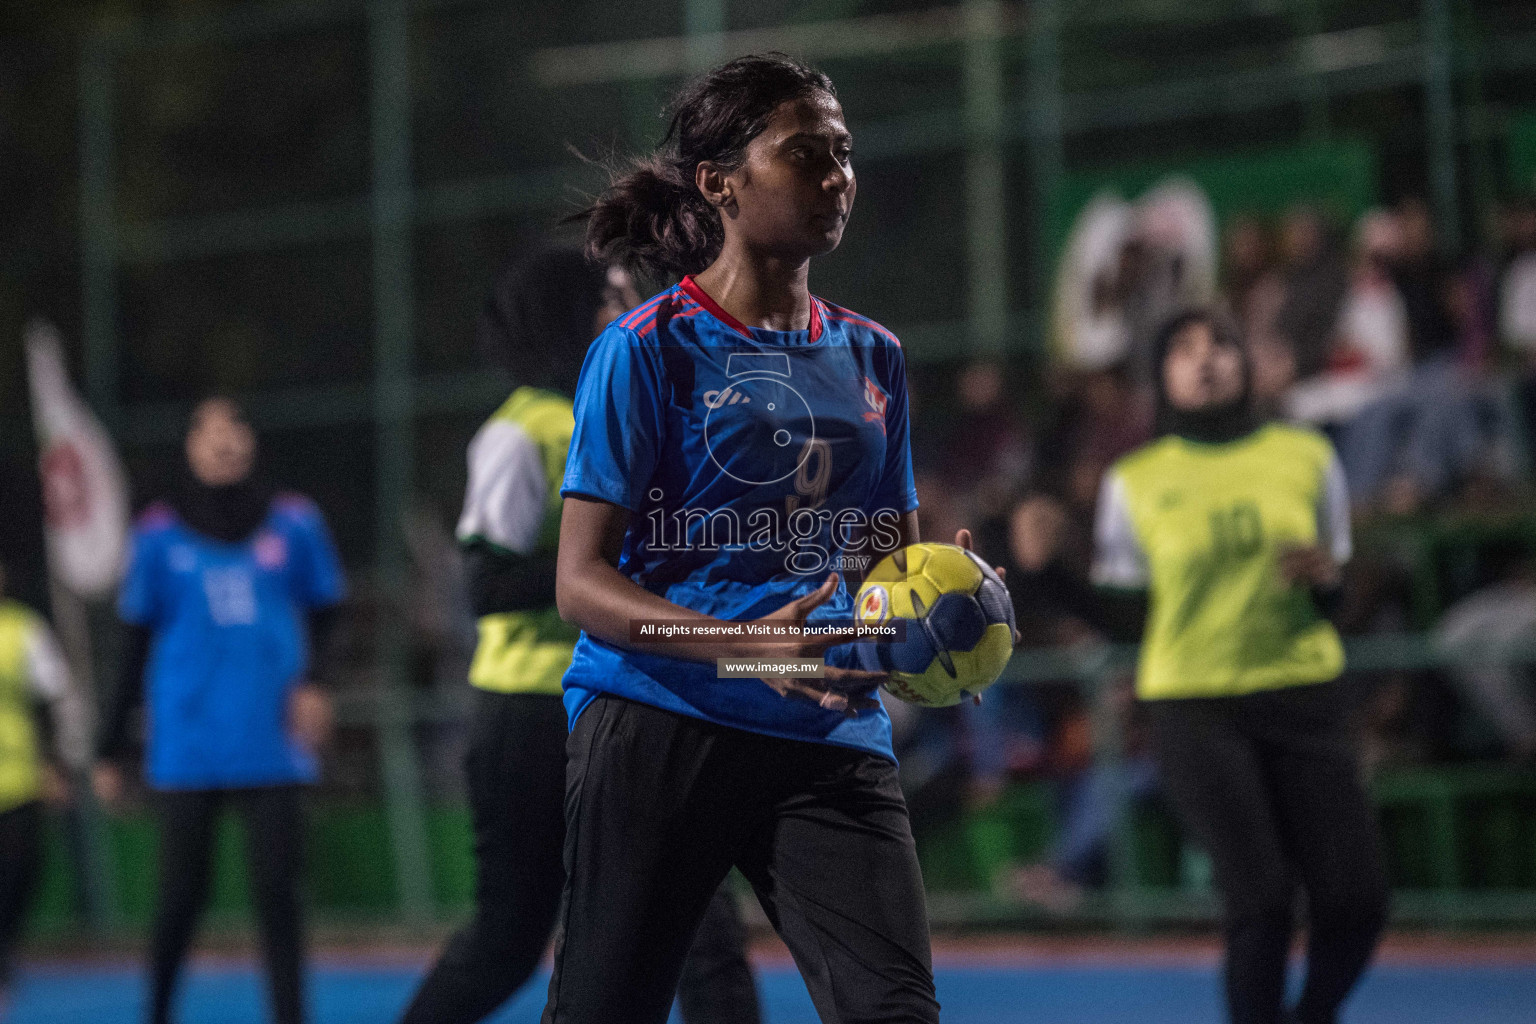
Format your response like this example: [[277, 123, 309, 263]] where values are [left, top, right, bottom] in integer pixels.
[[1339, 212, 1414, 380], [968, 493, 1088, 803], [1286, 209, 1409, 430], [1012, 724, 1158, 911], [1223, 216, 1299, 418], [1248, 329, 1299, 419], [1433, 549, 1536, 761], [1222, 215, 1275, 321], [1051, 194, 1134, 375], [1225, 216, 1287, 343], [1394, 198, 1456, 363], [933, 360, 1032, 523], [1446, 256, 1499, 371], [1274, 205, 1349, 379], [1446, 251, 1523, 490], [1125, 183, 1219, 384], [1318, 201, 1488, 510], [1000, 493, 1097, 647], [980, 490, 1158, 907], [1500, 198, 1536, 355], [1501, 199, 1536, 449], [1051, 179, 1216, 390], [1037, 369, 1152, 513], [927, 360, 1038, 534], [912, 470, 964, 558]]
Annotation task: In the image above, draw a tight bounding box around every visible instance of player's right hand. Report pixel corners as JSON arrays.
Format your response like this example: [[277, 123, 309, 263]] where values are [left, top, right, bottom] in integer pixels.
[[288, 683, 334, 753], [39, 764, 72, 807], [751, 573, 886, 716], [758, 668, 885, 717], [92, 763, 124, 808], [1277, 543, 1340, 588]]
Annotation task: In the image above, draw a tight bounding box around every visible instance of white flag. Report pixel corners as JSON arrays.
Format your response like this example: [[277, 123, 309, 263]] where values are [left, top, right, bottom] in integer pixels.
[[24, 319, 129, 599]]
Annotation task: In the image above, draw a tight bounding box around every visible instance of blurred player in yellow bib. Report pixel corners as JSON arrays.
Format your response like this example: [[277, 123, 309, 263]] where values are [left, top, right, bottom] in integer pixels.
[[0, 564, 91, 1015], [1093, 310, 1388, 1024], [396, 249, 759, 1024]]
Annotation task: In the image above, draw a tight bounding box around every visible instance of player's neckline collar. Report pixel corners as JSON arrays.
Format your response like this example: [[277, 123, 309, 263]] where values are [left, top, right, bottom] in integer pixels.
[[678, 275, 824, 342]]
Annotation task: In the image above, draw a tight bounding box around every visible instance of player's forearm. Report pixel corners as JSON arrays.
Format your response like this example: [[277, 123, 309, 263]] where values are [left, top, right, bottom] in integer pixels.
[[26, 628, 94, 771], [305, 605, 342, 688], [49, 689, 94, 773], [463, 544, 559, 615], [558, 493, 837, 661], [98, 624, 151, 761], [556, 556, 760, 662], [1088, 585, 1149, 644], [558, 493, 762, 661]]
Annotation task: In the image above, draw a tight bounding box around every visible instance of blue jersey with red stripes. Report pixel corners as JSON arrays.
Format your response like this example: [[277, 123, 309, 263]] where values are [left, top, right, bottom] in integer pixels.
[[119, 494, 346, 789], [560, 276, 918, 759]]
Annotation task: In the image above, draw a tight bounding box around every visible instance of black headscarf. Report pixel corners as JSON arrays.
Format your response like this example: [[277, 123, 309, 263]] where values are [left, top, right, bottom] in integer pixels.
[[478, 248, 611, 396], [1151, 308, 1259, 445], [170, 399, 273, 544]]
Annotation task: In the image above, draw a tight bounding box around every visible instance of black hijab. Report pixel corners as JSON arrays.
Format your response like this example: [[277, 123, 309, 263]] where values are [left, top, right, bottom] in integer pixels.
[[172, 475, 273, 545], [479, 248, 611, 397], [170, 399, 274, 544]]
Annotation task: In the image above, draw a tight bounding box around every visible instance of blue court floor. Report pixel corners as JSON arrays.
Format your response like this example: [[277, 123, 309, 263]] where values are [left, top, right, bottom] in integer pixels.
[[6, 957, 1535, 1024]]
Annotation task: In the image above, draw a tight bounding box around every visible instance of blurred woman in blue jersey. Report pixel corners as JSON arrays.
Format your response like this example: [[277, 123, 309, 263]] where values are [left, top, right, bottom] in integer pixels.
[[545, 53, 996, 1024], [96, 397, 345, 1024], [396, 249, 760, 1024]]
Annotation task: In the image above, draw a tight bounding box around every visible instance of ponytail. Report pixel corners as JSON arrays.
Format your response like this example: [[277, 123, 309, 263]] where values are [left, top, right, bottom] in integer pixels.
[[584, 156, 724, 279]]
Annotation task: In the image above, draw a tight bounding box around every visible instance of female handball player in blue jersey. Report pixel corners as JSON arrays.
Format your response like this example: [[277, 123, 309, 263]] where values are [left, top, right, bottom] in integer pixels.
[[97, 398, 345, 1024], [544, 54, 996, 1024], [397, 249, 759, 1024]]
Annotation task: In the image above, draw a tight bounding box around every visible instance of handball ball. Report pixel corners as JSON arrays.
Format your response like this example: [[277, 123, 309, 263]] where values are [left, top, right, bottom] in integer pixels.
[[852, 543, 1016, 707]]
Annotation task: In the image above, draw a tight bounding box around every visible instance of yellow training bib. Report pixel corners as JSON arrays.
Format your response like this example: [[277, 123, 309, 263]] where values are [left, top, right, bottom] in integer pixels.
[[1110, 424, 1346, 700], [462, 388, 579, 697], [0, 602, 43, 813]]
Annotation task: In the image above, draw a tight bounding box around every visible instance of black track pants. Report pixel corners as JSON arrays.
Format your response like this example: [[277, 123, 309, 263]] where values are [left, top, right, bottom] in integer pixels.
[[541, 695, 938, 1024], [150, 785, 306, 1024], [401, 691, 759, 1024], [1147, 682, 1390, 1024]]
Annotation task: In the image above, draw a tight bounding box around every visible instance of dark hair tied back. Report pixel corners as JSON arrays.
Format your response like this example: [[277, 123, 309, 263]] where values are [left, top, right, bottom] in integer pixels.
[[579, 53, 835, 279]]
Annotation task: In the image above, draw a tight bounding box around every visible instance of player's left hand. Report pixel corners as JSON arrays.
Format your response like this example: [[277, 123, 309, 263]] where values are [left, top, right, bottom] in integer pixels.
[[92, 763, 125, 808], [769, 665, 886, 718], [953, 528, 1004, 580], [955, 528, 1024, 666], [1277, 543, 1340, 588], [288, 683, 334, 753], [39, 763, 71, 807]]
